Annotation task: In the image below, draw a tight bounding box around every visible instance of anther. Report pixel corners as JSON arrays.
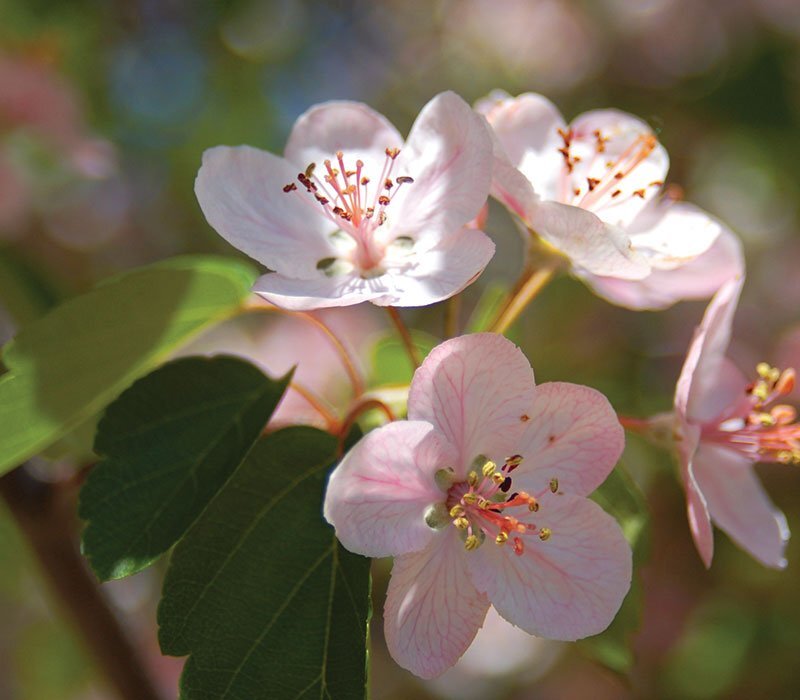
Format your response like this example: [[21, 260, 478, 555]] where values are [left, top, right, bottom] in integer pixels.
[[549, 477, 559, 494], [482, 461, 497, 477], [538, 527, 552, 541], [463, 492, 478, 505], [454, 517, 470, 530], [464, 534, 480, 551], [492, 473, 505, 485], [449, 504, 465, 518], [396, 176, 414, 184], [385, 147, 400, 159], [282, 183, 297, 193], [505, 455, 523, 470], [495, 531, 509, 545], [378, 195, 390, 206], [468, 471, 479, 487]]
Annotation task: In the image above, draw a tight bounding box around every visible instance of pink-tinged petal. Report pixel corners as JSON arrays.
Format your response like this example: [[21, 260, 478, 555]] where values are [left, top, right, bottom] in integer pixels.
[[578, 227, 744, 311], [481, 92, 567, 203], [677, 423, 715, 568], [567, 109, 669, 227], [284, 100, 403, 174], [629, 201, 723, 268], [323, 421, 457, 558], [375, 227, 495, 307], [511, 382, 624, 497], [692, 444, 789, 569], [384, 533, 490, 678], [487, 140, 541, 224], [254, 271, 385, 310], [531, 201, 650, 280], [195, 146, 336, 277], [466, 494, 632, 640], [390, 92, 493, 249], [255, 225, 494, 310], [408, 334, 536, 475], [674, 276, 745, 424]]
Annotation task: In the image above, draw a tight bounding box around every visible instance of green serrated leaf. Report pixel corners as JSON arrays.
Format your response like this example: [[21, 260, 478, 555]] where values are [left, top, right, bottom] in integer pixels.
[[580, 464, 651, 673], [0, 255, 255, 475], [158, 427, 371, 700], [79, 356, 290, 581]]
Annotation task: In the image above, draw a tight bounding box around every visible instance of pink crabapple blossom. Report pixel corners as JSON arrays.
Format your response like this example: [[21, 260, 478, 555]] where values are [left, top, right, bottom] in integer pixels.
[[324, 333, 632, 678], [195, 91, 496, 311], [477, 90, 743, 310], [669, 276, 792, 568]]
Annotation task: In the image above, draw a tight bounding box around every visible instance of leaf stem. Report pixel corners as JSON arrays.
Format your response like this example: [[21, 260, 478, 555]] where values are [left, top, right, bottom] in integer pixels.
[[337, 399, 397, 454], [289, 382, 340, 432], [385, 306, 421, 369], [489, 267, 557, 335], [240, 298, 365, 398], [0, 466, 167, 700], [444, 294, 461, 339], [296, 312, 365, 397]]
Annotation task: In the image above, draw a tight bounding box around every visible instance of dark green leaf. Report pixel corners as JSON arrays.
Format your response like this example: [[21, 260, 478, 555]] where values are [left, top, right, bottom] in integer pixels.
[[79, 356, 289, 581], [0, 256, 255, 475], [158, 427, 371, 700]]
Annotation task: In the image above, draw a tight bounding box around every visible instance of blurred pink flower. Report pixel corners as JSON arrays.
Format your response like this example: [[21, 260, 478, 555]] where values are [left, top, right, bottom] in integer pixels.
[[195, 92, 495, 310], [0, 52, 122, 246], [177, 300, 382, 430], [478, 91, 742, 309], [324, 333, 631, 678], [672, 276, 791, 568]]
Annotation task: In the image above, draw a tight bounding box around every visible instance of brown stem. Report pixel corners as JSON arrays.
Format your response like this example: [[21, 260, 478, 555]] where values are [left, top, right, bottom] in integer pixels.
[[444, 294, 461, 339], [337, 399, 397, 455], [386, 306, 421, 369], [0, 466, 166, 700], [489, 267, 557, 335]]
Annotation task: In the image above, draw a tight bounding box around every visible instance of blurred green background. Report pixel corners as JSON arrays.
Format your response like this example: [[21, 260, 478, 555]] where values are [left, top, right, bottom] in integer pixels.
[[2, 0, 800, 698]]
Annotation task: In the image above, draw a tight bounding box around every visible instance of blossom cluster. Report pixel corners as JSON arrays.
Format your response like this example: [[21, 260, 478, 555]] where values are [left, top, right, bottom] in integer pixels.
[[194, 90, 794, 678]]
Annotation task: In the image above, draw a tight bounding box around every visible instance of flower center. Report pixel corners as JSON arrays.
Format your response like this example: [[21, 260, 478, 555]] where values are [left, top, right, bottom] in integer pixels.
[[441, 456, 557, 556], [282, 147, 415, 276], [555, 125, 662, 215], [707, 362, 800, 464]]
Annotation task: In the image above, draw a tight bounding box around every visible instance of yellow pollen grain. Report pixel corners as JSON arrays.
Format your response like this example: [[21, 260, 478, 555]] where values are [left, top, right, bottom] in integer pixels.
[[538, 527, 552, 541], [495, 531, 509, 545], [549, 478, 559, 494]]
